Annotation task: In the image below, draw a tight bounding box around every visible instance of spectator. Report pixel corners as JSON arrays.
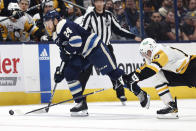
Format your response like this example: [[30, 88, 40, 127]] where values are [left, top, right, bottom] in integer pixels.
[[143, 0, 155, 25], [158, 0, 173, 18], [181, 11, 196, 40], [159, 10, 178, 41], [113, 0, 124, 20], [130, 17, 147, 38], [177, 0, 188, 20], [105, 0, 114, 13], [151, 0, 163, 11], [123, 0, 139, 28], [188, 0, 196, 11], [111, 0, 127, 40], [145, 12, 162, 41], [83, 0, 92, 8]]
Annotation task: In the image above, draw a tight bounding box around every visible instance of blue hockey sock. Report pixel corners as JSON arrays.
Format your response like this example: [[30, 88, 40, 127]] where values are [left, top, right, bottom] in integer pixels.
[[67, 80, 83, 103]]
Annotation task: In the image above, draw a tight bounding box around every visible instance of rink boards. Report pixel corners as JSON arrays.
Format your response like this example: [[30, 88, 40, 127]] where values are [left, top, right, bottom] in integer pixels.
[[0, 42, 196, 105]]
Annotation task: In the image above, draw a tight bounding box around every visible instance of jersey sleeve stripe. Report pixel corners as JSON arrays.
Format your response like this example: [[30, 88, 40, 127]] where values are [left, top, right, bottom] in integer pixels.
[[152, 62, 162, 68], [146, 64, 160, 73], [69, 36, 82, 47], [82, 33, 100, 57]]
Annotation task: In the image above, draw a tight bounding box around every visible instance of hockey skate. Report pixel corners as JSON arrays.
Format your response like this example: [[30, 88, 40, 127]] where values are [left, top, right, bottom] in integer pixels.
[[137, 90, 150, 109], [114, 80, 127, 106], [157, 98, 179, 119], [70, 100, 89, 117], [119, 96, 127, 106]]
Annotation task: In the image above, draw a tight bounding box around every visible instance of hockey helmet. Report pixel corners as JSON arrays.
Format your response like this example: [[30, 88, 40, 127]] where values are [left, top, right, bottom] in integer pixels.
[[43, 10, 61, 22], [8, 3, 21, 11], [139, 38, 157, 59]]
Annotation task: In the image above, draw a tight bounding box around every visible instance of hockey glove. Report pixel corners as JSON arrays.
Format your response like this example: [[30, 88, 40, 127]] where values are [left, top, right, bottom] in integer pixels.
[[122, 72, 141, 95], [54, 66, 64, 83], [12, 10, 24, 19], [40, 35, 52, 42]]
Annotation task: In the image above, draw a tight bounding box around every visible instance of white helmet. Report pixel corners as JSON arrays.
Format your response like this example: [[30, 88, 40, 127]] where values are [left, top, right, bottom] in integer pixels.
[[139, 38, 157, 58], [8, 3, 21, 11]]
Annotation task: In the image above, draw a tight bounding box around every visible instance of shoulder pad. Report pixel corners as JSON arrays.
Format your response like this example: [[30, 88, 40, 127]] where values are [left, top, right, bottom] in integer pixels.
[[56, 19, 67, 34]]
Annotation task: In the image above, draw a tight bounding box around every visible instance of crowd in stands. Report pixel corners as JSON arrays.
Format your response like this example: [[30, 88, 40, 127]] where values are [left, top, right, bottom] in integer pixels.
[[0, 0, 196, 42]]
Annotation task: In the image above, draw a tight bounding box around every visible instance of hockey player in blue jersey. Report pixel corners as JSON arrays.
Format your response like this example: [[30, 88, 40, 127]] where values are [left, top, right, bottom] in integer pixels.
[[43, 10, 150, 116]]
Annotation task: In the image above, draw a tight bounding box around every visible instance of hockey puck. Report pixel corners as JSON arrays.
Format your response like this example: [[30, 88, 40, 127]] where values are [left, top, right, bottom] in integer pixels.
[[9, 110, 14, 115]]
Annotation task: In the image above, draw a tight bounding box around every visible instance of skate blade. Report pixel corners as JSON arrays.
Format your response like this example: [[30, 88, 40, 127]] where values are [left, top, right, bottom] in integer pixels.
[[145, 95, 150, 109], [121, 101, 126, 106], [157, 113, 179, 119], [71, 110, 89, 117]]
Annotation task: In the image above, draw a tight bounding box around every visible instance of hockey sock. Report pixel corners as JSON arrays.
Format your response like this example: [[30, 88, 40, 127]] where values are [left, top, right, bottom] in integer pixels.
[[67, 80, 83, 103], [155, 83, 173, 106]]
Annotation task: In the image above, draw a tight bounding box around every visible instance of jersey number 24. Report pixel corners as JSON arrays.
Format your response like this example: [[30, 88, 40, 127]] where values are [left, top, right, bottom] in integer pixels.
[[64, 27, 73, 37]]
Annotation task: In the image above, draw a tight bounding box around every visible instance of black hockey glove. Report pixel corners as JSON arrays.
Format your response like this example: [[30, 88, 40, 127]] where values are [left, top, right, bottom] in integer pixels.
[[60, 48, 71, 63], [12, 10, 24, 19], [122, 72, 141, 95], [54, 66, 64, 83]]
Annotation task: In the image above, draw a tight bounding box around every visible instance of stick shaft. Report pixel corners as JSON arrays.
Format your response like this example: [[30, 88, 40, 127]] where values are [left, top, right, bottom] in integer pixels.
[[45, 61, 65, 112], [62, 0, 86, 10], [24, 88, 104, 115]]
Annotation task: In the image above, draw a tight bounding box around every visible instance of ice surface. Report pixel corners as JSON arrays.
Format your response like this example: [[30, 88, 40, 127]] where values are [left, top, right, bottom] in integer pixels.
[[0, 99, 196, 131]]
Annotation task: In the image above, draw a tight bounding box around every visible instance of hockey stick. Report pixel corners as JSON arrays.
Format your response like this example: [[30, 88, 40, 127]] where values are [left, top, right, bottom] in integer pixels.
[[61, 0, 86, 10], [12, 88, 105, 115], [45, 61, 65, 113], [0, 0, 52, 23]]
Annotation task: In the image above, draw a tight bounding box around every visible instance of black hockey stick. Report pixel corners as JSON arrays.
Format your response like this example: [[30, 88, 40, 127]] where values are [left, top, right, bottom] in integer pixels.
[[62, 0, 86, 10], [13, 88, 105, 115], [0, 0, 52, 23], [45, 61, 65, 113]]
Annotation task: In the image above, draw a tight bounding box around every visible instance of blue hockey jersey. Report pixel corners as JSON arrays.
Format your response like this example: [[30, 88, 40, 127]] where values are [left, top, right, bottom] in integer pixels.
[[53, 19, 102, 58]]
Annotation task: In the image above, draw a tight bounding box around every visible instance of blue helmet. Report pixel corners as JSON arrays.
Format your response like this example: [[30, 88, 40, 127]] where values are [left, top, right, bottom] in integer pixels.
[[44, 10, 61, 22]]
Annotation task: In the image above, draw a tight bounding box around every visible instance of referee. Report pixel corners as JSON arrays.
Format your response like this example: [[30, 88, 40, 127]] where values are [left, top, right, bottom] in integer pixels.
[[78, 0, 141, 104]]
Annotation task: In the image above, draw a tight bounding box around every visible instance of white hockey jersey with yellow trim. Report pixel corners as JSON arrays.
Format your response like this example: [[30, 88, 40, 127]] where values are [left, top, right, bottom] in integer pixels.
[[148, 44, 190, 74]]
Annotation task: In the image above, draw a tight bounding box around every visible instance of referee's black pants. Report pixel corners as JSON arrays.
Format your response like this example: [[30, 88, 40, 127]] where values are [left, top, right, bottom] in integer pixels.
[[78, 44, 126, 100]]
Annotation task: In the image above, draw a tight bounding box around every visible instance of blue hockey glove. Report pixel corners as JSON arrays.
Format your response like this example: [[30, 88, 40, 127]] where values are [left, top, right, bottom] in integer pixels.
[[54, 66, 64, 83]]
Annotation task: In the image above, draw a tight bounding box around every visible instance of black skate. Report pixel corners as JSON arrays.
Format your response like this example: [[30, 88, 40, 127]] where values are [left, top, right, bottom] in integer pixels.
[[70, 100, 88, 117], [119, 96, 127, 106], [137, 90, 150, 109], [114, 80, 127, 106], [157, 97, 178, 119]]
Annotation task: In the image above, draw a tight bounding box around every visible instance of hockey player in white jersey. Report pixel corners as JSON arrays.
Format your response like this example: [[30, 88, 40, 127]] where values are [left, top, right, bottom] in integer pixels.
[[0, 3, 43, 41], [123, 38, 196, 119]]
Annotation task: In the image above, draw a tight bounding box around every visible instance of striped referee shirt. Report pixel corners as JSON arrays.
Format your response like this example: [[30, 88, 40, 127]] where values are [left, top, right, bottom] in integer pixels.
[[80, 8, 136, 45]]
